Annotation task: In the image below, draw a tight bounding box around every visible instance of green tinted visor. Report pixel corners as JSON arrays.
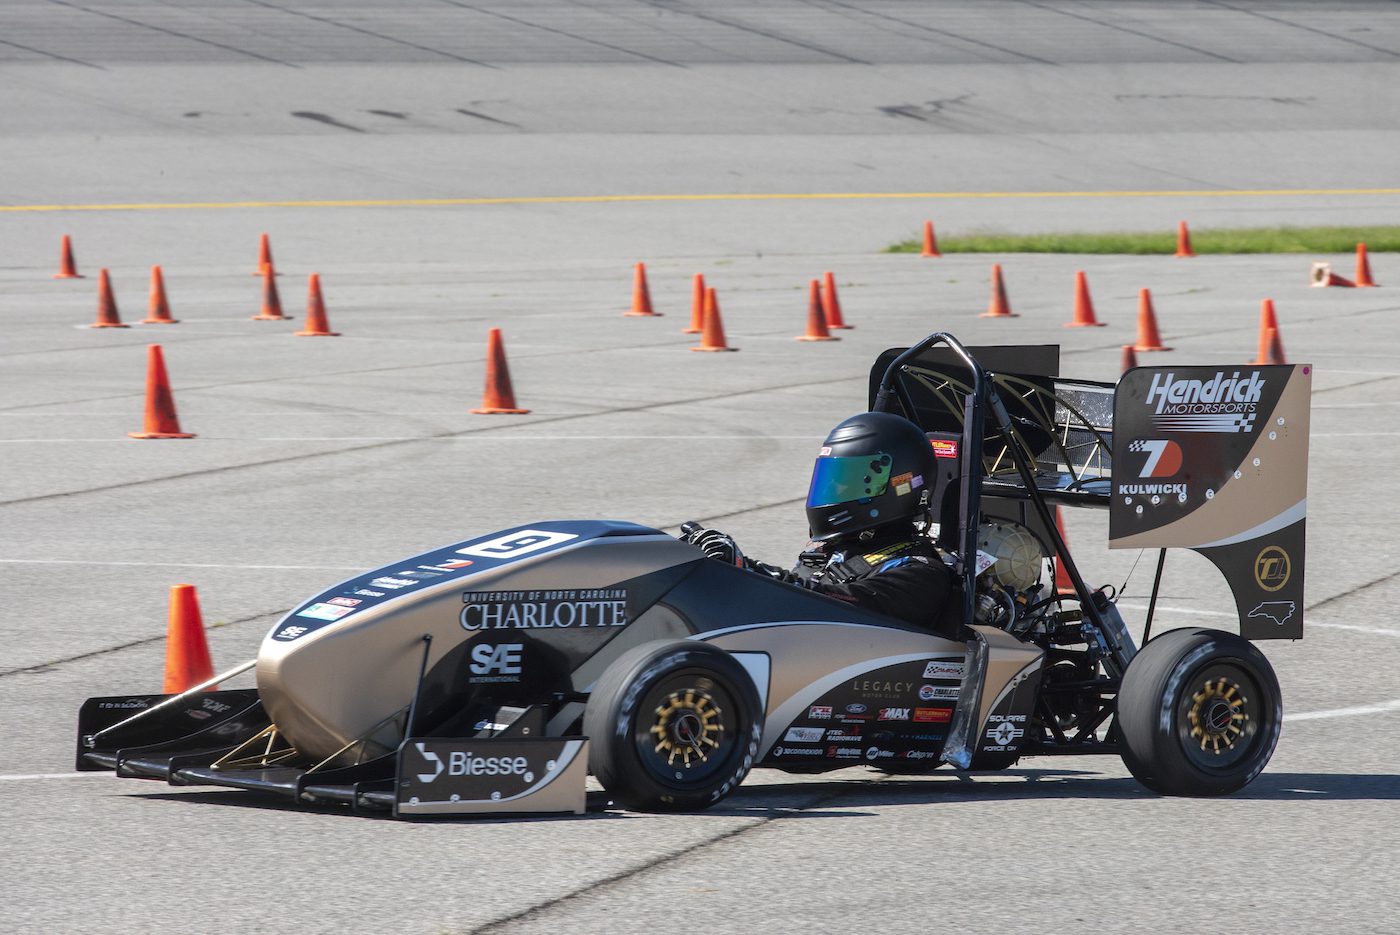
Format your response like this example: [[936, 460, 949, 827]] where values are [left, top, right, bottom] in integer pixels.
[[806, 453, 893, 508]]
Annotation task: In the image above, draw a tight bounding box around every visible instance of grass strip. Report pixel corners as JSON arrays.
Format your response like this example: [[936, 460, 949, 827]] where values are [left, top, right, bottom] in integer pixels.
[[886, 225, 1400, 255]]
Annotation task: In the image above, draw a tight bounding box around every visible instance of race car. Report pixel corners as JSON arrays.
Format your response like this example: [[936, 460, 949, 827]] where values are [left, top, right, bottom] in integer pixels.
[[77, 332, 1310, 816]]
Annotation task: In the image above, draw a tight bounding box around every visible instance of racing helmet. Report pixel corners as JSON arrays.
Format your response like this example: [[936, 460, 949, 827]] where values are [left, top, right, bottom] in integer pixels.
[[805, 411, 936, 541]]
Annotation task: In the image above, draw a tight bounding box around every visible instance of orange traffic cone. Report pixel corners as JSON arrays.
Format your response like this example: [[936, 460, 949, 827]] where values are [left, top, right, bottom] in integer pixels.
[[821, 271, 852, 329], [625, 262, 659, 317], [683, 273, 706, 334], [54, 234, 82, 279], [1121, 345, 1139, 374], [141, 265, 178, 324], [921, 220, 941, 257], [1053, 508, 1075, 596], [1311, 262, 1355, 288], [252, 264, 288, 320], [1065, 271, 1104, 327], [253, 233, 275, 276], [1252, 299, 1288, 365], [1133, 288, 1169, 351], [1356, 243, 1378, 287], [129, 344, 195, 439], [797, 279, 839, 341], [90, 269, 128, 328], [692, 287, 737, 352], [162, 584, 215, 693], [1175, 221, 1195, 258], [471, 328, 530, 414], [1256, 328, 1286, 365], [295, 274, 339, 336], [981, 263, 1016, 318]]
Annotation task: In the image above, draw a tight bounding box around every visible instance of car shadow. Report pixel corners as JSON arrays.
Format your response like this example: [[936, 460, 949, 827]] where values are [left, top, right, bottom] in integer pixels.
[[119, 768, 1400, 823]]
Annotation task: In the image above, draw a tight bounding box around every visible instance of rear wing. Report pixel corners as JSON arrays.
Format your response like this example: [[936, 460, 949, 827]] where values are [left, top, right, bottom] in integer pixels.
[[868, 343, 1310, 641], [1110, 364, 1311, 640]]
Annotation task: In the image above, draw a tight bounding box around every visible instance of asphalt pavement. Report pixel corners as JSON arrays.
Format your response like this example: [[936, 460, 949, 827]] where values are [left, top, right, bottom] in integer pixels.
[[2, 3, 1399, 934]]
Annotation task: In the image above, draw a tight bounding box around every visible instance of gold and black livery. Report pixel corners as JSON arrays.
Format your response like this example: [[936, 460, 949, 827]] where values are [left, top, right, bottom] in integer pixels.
[[75, 333, 1307, 815]]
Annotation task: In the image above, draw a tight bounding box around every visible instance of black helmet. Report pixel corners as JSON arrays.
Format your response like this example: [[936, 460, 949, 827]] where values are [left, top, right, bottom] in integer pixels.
[[805, 412, 936, 541]]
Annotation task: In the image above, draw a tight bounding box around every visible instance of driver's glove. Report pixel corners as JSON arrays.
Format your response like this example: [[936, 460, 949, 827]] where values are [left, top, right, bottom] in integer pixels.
[[679, 523, 745, 567]]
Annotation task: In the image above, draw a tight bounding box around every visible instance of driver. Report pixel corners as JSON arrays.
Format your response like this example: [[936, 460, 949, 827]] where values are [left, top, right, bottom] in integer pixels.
[[683, 411, 957, 636]]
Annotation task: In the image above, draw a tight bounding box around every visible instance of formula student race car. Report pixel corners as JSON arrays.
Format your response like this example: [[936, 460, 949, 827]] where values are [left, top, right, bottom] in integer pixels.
[[77, 332, 1311, 816]]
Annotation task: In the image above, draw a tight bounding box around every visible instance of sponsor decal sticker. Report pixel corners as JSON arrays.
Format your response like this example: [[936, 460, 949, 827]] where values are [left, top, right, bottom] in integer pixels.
[[828, 746, 863, 759], [1126, 438, 1184, 478], [353, 588, 386, 597], [296, 602, 356, 622], [809, 705, 833, 720], [825, 729, 862, 742], [900, 750, 940, 760], [414, 743, 534, 784], [326, 596, 361, 607], [460, 589, 629, 630], [784, 727, 826, 743], [467, 642, 523, 683], [930, 438, 958, 459], [864, 747, 895, 761], [891, 471, 914, 497], [1254, 546, 1291, 592], [914, 708, 952, 723], [845, 703, 868, 715], [851, 679, 912, 697], [878, 707, 911, 721], [984, 716, 1026, 751], [274, 624, 310, 641], [918, 684, 937, 701], [772, 745, 824, 758], [923, 661, 963, 679], [371, 577, 418, 590], [457, 530, 579, 559], [1145, 370, 1265, 433]]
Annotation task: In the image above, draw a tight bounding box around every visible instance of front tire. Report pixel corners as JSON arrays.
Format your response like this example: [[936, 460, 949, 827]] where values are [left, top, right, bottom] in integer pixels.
[[584, 640, 763, 812], [1117, 627, 1281, 796]]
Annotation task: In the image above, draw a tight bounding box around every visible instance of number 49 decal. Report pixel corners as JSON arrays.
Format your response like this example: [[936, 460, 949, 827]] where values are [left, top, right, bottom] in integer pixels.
[[456, 530, 578, 559]]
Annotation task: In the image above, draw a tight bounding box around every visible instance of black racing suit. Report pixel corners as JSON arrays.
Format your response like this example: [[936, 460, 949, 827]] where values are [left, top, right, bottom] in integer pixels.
[[751, 530, 959, 637]]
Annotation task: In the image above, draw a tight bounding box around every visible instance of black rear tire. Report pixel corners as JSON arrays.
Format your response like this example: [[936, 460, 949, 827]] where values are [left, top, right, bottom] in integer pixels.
[[584, 640, 763, 812], [1117, 627, 1281, 796]]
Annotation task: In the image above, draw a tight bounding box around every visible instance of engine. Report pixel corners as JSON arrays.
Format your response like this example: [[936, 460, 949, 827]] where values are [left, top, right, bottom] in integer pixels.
[[972, 519, 1050, 631]]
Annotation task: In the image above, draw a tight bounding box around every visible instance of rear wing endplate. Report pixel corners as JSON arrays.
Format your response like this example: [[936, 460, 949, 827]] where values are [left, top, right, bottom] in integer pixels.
[[1109, 364, 1311, 639]]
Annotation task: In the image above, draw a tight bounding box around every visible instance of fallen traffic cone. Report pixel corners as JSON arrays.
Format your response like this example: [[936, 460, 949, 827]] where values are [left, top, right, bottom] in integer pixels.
[[683, 273, 706, 334], [981, 263, 1016, 318], [1065, 270, 1105, 327], [797, 279, 839, 341], [54, 234, 82, 279], [295, 274, 339, 336], [162, 584, 216, 693], [90, 269, 129, 328], [1252, 299, 1287, 364], [1133, 288, 1169, 350], [921, 220, 941, 257], [253, 233, 275, 276], [821, 271, 852, 329], [1120, 345, 1139, 373], [692, 287, 737, 352], [471, 328, 530, 414], [129, 344, 195, 439], [1053, 508, 1075, 596], [625, 262, 659, 317], [1175, 221, 1195, 258], [252, 264, 288, 320], [1356, 243, 1378, 287], [1310, 262, 1355, 288], [141, 265, 178, 324]]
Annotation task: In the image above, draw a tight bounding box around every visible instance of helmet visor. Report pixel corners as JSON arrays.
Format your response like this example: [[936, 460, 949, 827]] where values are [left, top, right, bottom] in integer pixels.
[[806, 453, 893, 508]]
